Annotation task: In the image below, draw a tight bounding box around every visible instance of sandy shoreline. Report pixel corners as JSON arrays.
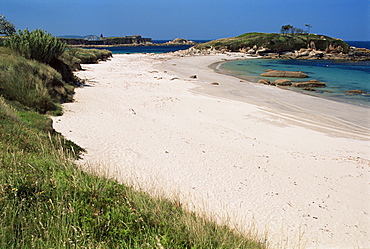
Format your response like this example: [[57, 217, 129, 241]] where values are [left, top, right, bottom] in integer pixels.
[[52, 53, 370, 248]]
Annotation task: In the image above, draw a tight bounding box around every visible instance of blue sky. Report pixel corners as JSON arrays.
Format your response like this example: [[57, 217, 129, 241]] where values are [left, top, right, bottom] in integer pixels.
[[1, 0, 369, 40]]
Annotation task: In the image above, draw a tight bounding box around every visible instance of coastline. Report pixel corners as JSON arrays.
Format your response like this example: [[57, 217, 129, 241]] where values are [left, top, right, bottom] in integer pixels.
[[53, 53, 370, 248], [159, 53, 370, 139], [210, 59, 370, 109]]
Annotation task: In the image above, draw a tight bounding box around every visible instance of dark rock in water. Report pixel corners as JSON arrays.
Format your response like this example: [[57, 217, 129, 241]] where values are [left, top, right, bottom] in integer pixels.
[[189, 75, 197, 79], [304, 87, 316, 91], [260, 70, 308, 78], [345, 90, 367, 94], [258, 79, 272, 85], [274, 79, 292, 86], [292, 80, 326, 88]]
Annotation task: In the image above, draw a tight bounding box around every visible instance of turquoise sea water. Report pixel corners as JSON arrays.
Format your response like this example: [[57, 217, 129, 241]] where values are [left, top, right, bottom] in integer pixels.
[[219, 59, 370, 107]]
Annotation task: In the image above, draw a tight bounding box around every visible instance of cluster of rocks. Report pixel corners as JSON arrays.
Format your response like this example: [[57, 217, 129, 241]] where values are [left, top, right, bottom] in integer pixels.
[[171, 47, 227, 56], [260, 69, 308, 78], [239, 45, 273, 56], [162, 38, 196, 46], [258, 70, 327, 91], [258, 78, 326, 88], [243, 46, 370, 61], [257, 69, 368, 95], [172, 44, 370, 61]]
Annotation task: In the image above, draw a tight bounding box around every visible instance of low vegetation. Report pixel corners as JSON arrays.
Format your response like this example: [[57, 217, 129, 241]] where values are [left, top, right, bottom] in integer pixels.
[[194, 32, 350, 53], [0, 47, 73, 114], [0, 26, 264, 248], [4, 29, 66, 64]]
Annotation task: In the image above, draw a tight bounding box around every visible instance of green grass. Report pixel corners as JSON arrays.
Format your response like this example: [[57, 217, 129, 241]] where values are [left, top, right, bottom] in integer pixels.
[[61, 48, 113, 65], [0, 47, 73, 114], [0, 43, 264, 248], [0, 46, 112, 114], [3, 29, 66, 65]]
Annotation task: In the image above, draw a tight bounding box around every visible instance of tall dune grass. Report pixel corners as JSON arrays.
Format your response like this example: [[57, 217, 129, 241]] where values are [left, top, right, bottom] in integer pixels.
[[0, 48, 73, 114], [4, 29, 66, 64]]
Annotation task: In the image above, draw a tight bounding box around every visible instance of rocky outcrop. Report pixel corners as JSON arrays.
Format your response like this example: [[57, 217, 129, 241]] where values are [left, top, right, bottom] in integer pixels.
[[262, 47, 370, 61], [345, 90, 367, 94], [274, 79, 292, 86], [258, 79, 272, 85], [164, 38, 196, 46], [258, 78, 326, 88], [292, 80, 326, 88], [303, 87, 316, 91], [260, 70, 308, 78]]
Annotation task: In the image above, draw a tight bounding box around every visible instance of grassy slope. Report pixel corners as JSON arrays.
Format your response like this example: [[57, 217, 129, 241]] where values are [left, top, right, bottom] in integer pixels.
[[0, 47, 264, 248], [194, 32, 350, 53]]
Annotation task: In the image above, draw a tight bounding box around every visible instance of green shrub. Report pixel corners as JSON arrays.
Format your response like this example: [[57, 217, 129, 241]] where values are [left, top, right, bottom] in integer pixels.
[[0, 45, 111, 114], [0, 51, 73, 113], [4, 29, 66, 64], [62, 47, 112, 65]]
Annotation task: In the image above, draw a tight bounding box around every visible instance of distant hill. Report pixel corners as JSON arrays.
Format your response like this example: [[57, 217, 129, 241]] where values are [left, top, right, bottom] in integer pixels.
[[194, 32, 350, 53], [58, 35, 100, 41], [59, 35, 152, 46]]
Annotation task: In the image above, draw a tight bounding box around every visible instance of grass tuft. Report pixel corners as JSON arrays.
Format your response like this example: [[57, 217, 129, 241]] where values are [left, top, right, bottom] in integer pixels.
[[0, 49, 72, 114]]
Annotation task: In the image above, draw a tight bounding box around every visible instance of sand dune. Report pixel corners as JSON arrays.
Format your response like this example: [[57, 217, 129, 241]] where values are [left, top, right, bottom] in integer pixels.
[[52, 53, 370, 248]]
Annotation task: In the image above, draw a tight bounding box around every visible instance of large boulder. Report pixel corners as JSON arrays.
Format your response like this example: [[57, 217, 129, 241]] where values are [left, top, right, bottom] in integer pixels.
[[260, 70, 308, 78], [308, 50, 326, 58], [258, 79, 272, 85], [292, 80, 326, 88], [256, 47, 272, 55], [295, 49, 310, 57], [274, 79, 292, 86], [247, 49, 256, 54]]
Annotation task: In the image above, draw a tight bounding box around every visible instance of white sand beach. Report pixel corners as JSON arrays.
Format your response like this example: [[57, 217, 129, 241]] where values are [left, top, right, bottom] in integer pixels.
[[52, 53, 370, 248]]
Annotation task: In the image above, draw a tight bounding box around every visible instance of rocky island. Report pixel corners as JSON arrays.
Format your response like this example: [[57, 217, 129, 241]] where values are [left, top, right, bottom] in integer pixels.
[[193, 32, 370, 61]]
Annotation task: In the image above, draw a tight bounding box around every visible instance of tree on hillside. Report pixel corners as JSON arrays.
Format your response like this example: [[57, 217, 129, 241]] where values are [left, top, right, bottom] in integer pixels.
[[295, 28, 305, 35], [280, 25, 293, 35], [305, 24, 312, 34], [0, 15, 16, 35]]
